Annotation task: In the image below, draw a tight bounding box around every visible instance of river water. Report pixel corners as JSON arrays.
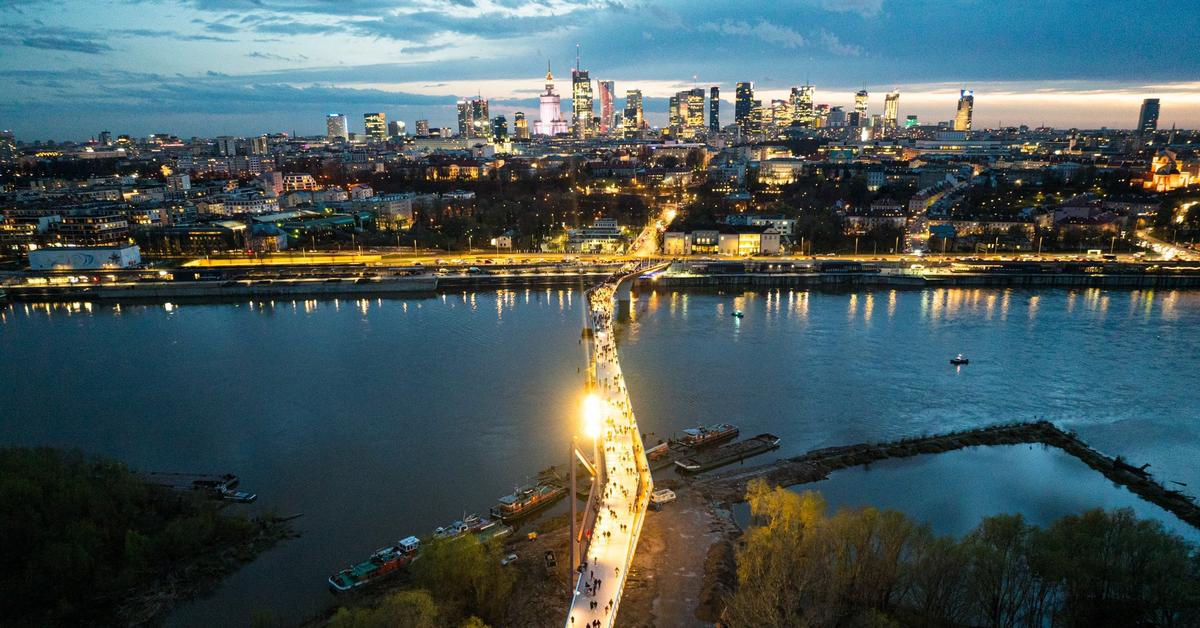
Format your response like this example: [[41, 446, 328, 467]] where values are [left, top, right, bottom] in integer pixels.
[[1, 287, 1197, 626]]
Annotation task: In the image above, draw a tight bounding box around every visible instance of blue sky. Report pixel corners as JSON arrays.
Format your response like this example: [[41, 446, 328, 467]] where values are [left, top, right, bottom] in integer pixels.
[[2, 0, 1199, 140]]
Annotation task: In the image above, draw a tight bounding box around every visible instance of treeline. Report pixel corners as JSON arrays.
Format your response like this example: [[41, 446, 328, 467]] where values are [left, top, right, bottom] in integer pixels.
[[325, 534, 513, 628], [0, 447, 259, 626], [725, 479, 1200, 627]]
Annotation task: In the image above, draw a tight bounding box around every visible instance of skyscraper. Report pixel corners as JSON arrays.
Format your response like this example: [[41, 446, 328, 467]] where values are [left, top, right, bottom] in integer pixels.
[[883, 91, 900, 130], [363, 112, 387, 142], [709, 86, 720, 133], [792, 84, 815, 127], [954, 89, 974, 132], [854, 90, 869, 125], [623, 89, 643, 136], [387, 120, 406, 138], [572, 66, 593, 139], [415, 119, 430, 137], [598, 80, 616, 135], [686, 88, 705, 135], [513, 111, 530, 140], [535, 65, 569, 136], [491, 115, 508, 140], [326, 114, 349, 141], [735, 82, 754, 133], [457, 98, 491, 138], [668, 95, 681, 130], [1137, 98, 1161, 138]]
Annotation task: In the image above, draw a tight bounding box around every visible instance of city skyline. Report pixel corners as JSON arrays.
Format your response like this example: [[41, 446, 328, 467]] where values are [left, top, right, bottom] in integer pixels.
[[3, 0, 1200, 139]]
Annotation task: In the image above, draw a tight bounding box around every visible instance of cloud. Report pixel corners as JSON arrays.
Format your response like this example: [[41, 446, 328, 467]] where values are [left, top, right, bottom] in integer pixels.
[[818, 29, 861, 57], [812, 0, 883, 18], [20, 36, 112, 54], [698, 19, 807, 49], [246, 51, 309, 62]]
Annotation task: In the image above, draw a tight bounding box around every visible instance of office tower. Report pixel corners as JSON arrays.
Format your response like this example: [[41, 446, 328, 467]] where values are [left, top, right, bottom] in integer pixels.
[[854, 90, 869, 125], [598, 80, 615, 134], [623, 89, 643, 135], [905, 114, 918, 128], [750, 99, 763, 135], [709, 86, 720, 133], [415, 119, 430, 137], [98, 130, 112, 146], [387, 120, 406, 138], [492, 115, 508, 140], [1138, 98, 1161, 138], [735, 82, 754, 132], [326, 114, 349, 141], [791, 84, 815, 127], [215, 136, 237, 156], [513, 112, 530, 139], [458, 97, 491, 138], [572, 67, 593, 138], [668, 94, 681, 130], [363, 112, 387, 141], [536, 65, 570, 136], [954, 89, 974, 132], [686, 88, 705, 135], [828, 106, 846, 127], [848, 112, 861, 128], [250, 135, 268, 154], [883, 90, 900, 130]]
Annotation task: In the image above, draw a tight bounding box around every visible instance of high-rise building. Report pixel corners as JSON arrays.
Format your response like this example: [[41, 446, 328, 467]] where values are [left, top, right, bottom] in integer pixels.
[[1137, 98, 1161, 138], [364, 112, 387, 142], [854, 90, 869, 125], [491, 115, 508, 140], [513, 111, 530, 140], [598, 80, 616, 135], [709, 86, 720, 133], [883, 91, 900, 130], [686, 88, 705, 134], [98, 130, 112, 146], [536, 65, 570, 136], [668, 95, 681, 130], [735, 82, 754, 133], [458, 97, 491, 138], [827, 106, 846, 127], [250, 135, 268, 154], [954, 89, 974, 132], [387, 120, 406, 138], [572, 67, 594, 139], [215, 136, 237, 156], [791, 85, 815, 127], [905, 114, 918, 128], [326, 114, 349, 141], [623, 90, 643, 136], [415, 119, 430, 137]]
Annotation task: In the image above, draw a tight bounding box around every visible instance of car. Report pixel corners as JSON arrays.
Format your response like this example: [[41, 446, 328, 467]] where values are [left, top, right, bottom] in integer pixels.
[[501, 553, 518, 566]]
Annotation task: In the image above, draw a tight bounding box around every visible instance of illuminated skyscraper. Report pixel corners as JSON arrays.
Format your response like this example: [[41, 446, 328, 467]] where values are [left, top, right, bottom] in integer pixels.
[[598, 80, 615, 135], [1137, 98, 1160, 138], [709, 86, 720, 133], [735, 82, 754, 133], [623, 89, 643, 136], [387, 120, 406, 138], [326, 114, 349, 141], [668, 94, 681, 130], [883, 91, 899, 130], [415, 119, 430, 137], [954, 89, 974, 132], [535, 65, 569, 136], [363, 112, 387, 142], [686, 88, 705, 135], [458, 98, 491, 138], [791, 84, 815, 127], [491, 115, 508, 140], [853, 90, 869, 125], [571, 49, 594, 139], [513, 111, 530, 140]]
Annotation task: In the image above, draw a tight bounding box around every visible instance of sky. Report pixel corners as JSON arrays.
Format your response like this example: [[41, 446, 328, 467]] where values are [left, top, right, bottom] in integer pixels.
[[2, 0, 1200, 141]]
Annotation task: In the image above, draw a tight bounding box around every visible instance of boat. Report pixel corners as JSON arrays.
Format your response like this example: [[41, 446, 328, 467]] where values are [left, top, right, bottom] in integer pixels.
[[675, 433, 781, 474], [219, 488, 257, 503], [675, 423, 740, 449], [434, 513, 498, 540], [327, 536, 420, 592], [732, 310, 744, 318], [950, 354, 969, 365], [490, 482, 567, 523]]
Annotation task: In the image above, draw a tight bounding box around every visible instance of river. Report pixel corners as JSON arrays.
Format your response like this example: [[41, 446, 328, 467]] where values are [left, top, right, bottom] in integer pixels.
[[1, 286, 1197, 626]]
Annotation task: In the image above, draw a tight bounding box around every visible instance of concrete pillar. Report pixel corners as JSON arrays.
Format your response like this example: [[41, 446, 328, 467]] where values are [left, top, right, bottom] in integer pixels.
[[615, 280, 633, 320]]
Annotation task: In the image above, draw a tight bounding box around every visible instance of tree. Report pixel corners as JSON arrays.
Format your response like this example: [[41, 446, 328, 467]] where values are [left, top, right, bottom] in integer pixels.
[[329, 590, 440, 628]]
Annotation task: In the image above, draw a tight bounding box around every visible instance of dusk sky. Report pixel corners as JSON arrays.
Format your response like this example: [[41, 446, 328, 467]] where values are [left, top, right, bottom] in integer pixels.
[[3, 0, 1200, 140]]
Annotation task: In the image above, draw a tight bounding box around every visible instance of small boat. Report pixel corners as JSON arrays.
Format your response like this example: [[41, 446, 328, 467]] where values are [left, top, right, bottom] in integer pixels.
[[219, 488, 257, 503], [434, 513, 497, 540], [327, 536, 420, 592], [732, 310, 744, 318], [950, 354, 969, 365], [490, 482, 567, 523], [675, 423, 740, 448], [675, 433, 781, 474]]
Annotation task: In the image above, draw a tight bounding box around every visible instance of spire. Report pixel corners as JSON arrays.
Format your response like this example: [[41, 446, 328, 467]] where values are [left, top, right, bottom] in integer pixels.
[[546, 60, 553, 82], [575, 43, 580, 71]]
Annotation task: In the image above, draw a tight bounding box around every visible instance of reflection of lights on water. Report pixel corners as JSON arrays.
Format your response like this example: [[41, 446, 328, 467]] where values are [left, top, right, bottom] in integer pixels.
[[888, 290, 897, 319], [164, 302, 174, 313]]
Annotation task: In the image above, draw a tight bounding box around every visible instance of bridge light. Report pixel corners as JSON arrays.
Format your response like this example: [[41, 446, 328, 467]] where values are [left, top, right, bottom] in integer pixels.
[[583, 393, 605, 439]]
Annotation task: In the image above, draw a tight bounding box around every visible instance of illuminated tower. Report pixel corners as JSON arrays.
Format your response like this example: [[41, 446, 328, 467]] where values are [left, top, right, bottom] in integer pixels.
[[709, 86, 720, 133], [598, 80, 615, 135], [792, 84, 815, 127], [1137, 98, 1160, 138], [514, 111, 530, 140], [571, 47, 594, 138], [735, 82, 754, 133], [883, 91, 899, 130], [536, 64, 570, 136], [326, 113, 348, 141], [623, 89, 643, 136], [363, 112, 387, 142], [954, 89, 974, 132], [854, 90, 869, 126]]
